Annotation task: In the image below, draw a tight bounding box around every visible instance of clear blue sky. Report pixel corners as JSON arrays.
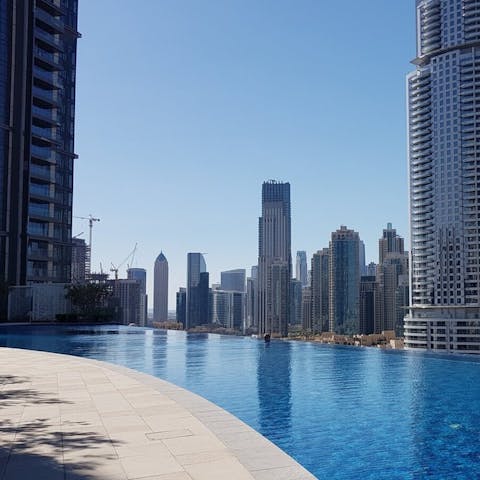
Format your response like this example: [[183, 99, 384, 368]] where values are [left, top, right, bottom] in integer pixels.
[[73, 1, 416, 308]]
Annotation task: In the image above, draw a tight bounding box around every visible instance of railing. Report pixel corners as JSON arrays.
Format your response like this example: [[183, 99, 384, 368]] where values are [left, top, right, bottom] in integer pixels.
[[32, 86, 58, 103], [32, 105, 57, 122], [31, 144, 56, 162], [33, 67, 61, 87], [34, 47, 61, 66], [30, 164, 51, 180], [32, 125, 57, 141]]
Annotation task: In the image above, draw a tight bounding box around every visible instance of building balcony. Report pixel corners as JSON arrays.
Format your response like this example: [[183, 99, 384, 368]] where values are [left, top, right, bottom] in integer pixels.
[[32, 105, 58, 126], [31, 144, 56, 163], [34, 29, 63, 51], [33, 86, 59, 106], [33, 67, 61, 88], [32, 125, 59, 143], [34, 47, 61, 70], [35, 9, 64, 34]]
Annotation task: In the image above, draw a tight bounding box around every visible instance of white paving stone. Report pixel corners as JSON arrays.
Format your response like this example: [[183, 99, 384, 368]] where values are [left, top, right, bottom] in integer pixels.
[[0, 347, 317, 480]]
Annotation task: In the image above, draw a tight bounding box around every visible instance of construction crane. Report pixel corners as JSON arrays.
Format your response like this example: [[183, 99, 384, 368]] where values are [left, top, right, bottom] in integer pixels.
[[74, 215, 100, 275], [110, 243, 138, 281]]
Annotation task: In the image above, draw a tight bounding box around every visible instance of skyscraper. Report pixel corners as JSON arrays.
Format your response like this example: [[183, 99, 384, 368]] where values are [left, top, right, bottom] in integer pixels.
[[257, 181, 291, 337], [176, 287, 186, 326], [376, 224, 408, 334], [295, 251, 308, 287], [220, 269, 246, 293], [405, 0, 480, 353], [379, 223, 405, 265], [359, 240, 366, 276], [153, 252, 168, 322], [210, 286, 244, 331], [329, 226, 360, 335], [245, 265, 257, 330], [359, 275, 377, 335], [71, 238, 87, 284], [186, 253, 209, 329], [127, 268, 147, 326], [0, 1, 79, 292], [290, 279, 302, 325], [311, 248, 329, 333]]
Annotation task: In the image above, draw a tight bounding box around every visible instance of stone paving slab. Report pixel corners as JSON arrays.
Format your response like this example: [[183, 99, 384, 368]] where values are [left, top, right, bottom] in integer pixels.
[[0, 347, 317, 480]]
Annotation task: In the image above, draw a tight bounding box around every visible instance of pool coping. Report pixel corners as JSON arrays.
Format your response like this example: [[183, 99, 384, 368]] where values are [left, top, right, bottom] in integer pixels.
[[0, 347, 317, 480]]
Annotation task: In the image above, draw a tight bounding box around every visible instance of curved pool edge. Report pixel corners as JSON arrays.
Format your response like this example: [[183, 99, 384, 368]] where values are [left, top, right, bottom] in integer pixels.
[[0, 346, 317, 480]]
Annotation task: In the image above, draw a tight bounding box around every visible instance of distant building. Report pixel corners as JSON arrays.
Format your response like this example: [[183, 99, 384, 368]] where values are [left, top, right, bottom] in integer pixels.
[[186, 253, 209, 329], [359, 240, 366, 276], [154, 252, 168, 322], [379, 223, 405, 264], [376, 224, 408, 335], [329, 226, 360, 335], [311, 248, 329, 333], [290, 279, 303, 325], [111, 279, 141, 325], [176, 287, 186, 326], [365, 262, 377, 277], [359, 276, 378, 335], [220, 269, 246, 293], [127, 268, 147, 326], [211, 288, 244, 331], [257, 181, 291, 337], [296, 251, 308, 287], [268, 261, 290, 336], [301, 287, 312, 332], [246, 266, 258, 330], [71, 238, 87, 284]]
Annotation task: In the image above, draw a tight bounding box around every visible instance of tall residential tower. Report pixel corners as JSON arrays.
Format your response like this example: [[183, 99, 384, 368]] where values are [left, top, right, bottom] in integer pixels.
[[406, 0, 480, 353], [257, 181, 291, 337], [0, 0, 79, 291], [329, 226, 360, 335]]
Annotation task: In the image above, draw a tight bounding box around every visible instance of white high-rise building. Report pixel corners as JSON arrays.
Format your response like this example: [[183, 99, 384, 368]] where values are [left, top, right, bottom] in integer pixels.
[[153, 252, 168, 322], [405, 0, 480, 353]]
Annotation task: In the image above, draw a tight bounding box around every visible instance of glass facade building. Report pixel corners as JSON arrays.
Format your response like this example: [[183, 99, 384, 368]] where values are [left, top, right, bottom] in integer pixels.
[[0, 0, 79, 294], [406, 0, 480, 353], [257, 181, 292, 337], [329, 226, 360, 335], [186, 253, 209, 329]]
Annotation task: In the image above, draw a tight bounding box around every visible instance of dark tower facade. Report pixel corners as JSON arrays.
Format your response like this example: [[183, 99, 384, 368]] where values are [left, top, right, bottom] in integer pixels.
[[257, 181, 292, 337], [0, 0, 79, 292]]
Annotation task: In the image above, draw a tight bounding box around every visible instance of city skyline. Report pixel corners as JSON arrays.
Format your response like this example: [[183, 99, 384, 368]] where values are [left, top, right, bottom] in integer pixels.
[[72, 1, 414, 308]]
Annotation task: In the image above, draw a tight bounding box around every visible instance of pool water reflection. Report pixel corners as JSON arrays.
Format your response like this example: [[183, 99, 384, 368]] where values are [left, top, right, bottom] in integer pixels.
[[1, 325, 479, 480]]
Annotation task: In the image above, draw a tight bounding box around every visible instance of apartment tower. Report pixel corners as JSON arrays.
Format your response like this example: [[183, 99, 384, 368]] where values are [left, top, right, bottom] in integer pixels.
[[0, 0, 79, 293], [257, 181, 291, 337], [329, 226, 360, 335], [406, 0, 480, 353]]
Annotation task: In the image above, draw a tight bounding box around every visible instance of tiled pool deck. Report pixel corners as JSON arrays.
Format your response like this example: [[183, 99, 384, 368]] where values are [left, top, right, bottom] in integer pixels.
[[0, 347, 316, 480]]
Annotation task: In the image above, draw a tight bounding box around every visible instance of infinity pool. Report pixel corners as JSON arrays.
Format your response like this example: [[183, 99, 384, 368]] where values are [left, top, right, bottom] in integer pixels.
[[1, 325, 479, 479]]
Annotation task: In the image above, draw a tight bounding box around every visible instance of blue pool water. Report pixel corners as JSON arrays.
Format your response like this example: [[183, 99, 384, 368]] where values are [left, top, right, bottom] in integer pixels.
[[1, 325, 480, 479]]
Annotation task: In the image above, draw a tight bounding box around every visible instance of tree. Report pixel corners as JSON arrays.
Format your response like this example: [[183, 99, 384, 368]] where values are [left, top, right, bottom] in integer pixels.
[[65, 283, 111, 317]]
